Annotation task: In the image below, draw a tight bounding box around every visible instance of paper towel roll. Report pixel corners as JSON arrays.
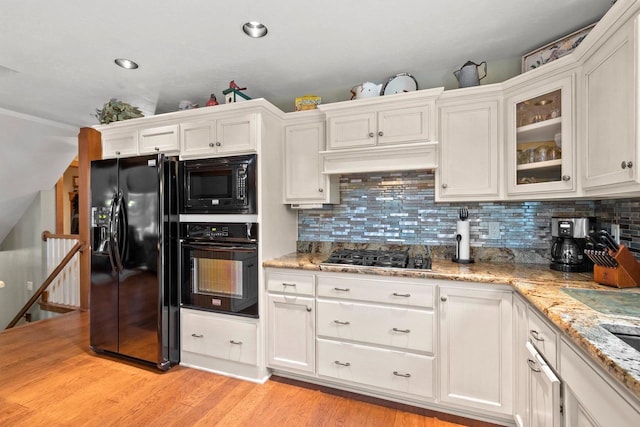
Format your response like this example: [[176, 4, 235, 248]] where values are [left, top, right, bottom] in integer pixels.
[[456, 220, 471, 261]]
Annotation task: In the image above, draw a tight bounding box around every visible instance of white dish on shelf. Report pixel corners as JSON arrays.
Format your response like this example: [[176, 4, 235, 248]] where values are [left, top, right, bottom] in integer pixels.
[[380, 73, 418, 95]]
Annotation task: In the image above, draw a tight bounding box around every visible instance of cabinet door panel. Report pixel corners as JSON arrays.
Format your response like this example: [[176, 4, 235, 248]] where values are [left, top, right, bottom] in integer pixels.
[[102, 130, 138, 158], [284, 122, 329, 203], [378, 105, 430, 145], [438, 100, 499, 200], [439, 286, 513, 415], [139, 124, 179, 154], [217, 113, 257, 154], [180, 121, 216, 157], [327, 112, 376, 149], [267, 294, 315, 373], [583, 22, 637, 188]]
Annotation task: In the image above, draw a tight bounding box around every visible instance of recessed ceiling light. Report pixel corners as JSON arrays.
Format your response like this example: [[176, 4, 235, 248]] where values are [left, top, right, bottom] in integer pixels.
[[114, 58, 139, 69], [243, 21, 268, 38]]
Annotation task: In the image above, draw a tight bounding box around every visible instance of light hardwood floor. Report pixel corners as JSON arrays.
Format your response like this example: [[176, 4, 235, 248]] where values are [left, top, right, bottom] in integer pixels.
[[0, 311, 497, 426]]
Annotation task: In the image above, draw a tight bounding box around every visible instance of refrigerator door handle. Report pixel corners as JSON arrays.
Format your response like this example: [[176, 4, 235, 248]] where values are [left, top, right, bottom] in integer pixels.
[[112, 191, 125, 273], [106, 192, 118, 273]]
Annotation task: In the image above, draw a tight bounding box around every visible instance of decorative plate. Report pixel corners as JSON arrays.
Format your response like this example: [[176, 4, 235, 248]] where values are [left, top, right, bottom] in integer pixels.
[[380, 73, 418, 96]]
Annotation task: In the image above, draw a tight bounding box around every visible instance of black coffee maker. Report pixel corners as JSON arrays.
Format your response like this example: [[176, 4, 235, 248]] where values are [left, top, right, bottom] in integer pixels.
[[550, 217, 594, 272]]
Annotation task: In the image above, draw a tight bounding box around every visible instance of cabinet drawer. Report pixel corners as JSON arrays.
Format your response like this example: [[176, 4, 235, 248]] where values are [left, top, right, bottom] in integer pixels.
[[181, 310, 257, 365], [317, 300, 434, 353], [317, 338, 435, 399], [266, 270, 315, 296], [527, 307, 558, 369], [317, 275, 434, 308]]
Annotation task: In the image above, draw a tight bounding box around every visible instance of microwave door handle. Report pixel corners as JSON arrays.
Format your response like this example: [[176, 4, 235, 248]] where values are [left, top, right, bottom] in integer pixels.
[[237, 169, 246, 201]]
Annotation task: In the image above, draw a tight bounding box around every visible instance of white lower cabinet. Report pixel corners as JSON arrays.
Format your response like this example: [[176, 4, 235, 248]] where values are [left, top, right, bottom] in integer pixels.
[[526, 342, 561, 427], [267, 294, 315, 373], [438, 284, 513, 416], [560, 338, 640, 427], [180, 307, 266, 382], [266, 269, 316, 374], [317, 338, 435, 399], [181, 308, 257, 365]]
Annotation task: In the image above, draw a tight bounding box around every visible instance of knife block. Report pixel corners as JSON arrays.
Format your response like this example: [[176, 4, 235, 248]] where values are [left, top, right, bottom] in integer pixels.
[[593, 245, 640, 288]]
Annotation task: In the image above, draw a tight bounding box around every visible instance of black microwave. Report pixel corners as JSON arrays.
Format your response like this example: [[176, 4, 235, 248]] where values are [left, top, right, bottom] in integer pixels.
[[179, 154, 257, 214]]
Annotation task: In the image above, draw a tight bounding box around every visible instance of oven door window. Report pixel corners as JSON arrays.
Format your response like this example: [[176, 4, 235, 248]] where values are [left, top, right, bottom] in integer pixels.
[[193, 258, 244, 298], [189, 169, 232, 200]]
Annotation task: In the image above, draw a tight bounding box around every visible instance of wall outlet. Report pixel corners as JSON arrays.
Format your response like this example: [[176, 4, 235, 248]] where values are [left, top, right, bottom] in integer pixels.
[[611, 224, 621, 244], [488, 222, 501, 239], [26, 281, 33, 291]]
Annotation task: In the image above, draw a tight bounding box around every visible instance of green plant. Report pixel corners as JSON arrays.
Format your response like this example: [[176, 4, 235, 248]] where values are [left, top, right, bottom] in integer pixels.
[[95, 98, 144, 124]]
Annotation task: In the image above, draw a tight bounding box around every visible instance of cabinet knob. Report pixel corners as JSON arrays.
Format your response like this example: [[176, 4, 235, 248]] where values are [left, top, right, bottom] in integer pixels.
[[393, 371, 411, 378], [368, 132, 375, 138], [442, 183, 448, 189], [440, 296, 447, 302], [334, 361, 351, 367], [191, 333, 203, 338], [378, 131, 384, 137], [318, 188, 324, 193], [229, 340, 243, 345], [306, 306, 312, 312], [216, 142, 222, 147], [209, 142, 214, 147], [621, 161, 633, 169], [154, 147, 160, 152], [529, 329, 544, 342], [115, 151, 121, 156], [562, 175, 571, 181]]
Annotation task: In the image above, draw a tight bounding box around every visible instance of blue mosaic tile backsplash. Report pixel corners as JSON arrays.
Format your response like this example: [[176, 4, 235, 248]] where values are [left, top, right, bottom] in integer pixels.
[[297, 170, 640, 259]]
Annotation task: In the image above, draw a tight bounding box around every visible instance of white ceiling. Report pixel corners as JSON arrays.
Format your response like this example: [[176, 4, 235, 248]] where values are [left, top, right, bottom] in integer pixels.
[[0, 0, 613, 127], [0, 0, 614, 244]]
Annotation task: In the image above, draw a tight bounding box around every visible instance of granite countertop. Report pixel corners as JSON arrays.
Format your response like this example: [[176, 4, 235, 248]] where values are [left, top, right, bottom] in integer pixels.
[[264, 252, 640, 402]]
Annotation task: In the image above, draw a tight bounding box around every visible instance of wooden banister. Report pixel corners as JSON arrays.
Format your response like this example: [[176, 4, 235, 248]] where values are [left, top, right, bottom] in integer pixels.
[[5, 240, 85, 330], [42, 230, 80, 241]]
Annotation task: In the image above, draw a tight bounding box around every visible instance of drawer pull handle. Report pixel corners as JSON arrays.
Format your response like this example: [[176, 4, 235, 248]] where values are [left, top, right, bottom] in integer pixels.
[[229, 340, 243, 345], [392, 293, 411, 297], [392, 328, 410, 333], [334, 287, 350, 292], [334, 361, 351, 367], [529, 330, 544, 341], [527, 359, 541, 373], [282, 282, 297, 287], [393, 371, 411, 378], [334, 320, 350, 325], [191, 333, 204, 338]]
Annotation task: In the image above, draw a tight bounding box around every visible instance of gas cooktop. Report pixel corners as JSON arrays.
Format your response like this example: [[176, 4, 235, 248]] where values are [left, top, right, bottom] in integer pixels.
[[323, 249, 431, 270]]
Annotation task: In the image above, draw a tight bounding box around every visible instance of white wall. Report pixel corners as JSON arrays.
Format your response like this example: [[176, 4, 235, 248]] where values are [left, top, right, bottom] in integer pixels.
[[0, 189, 56, 329]]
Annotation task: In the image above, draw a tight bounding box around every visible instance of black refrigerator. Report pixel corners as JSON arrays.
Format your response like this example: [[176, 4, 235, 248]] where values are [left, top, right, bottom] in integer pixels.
[[90, 154, 179, 370]]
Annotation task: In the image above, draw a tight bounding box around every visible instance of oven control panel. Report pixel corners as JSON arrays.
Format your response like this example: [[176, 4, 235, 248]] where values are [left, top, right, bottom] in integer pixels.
[[182, 222, 258, 242]]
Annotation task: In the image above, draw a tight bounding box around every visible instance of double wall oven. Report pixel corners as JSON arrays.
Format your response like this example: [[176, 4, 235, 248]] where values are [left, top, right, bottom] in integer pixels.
[[179, 154, 259, 318]]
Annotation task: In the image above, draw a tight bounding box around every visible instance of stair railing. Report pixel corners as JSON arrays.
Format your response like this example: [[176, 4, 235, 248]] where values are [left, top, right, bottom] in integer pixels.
[[42, 231, 81, 308], [5, 234, 85, 330]]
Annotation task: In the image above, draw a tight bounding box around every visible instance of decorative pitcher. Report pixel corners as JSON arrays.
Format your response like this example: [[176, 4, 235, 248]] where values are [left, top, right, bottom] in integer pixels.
[[351, 81, 383, 99], [453, 60, 487, 88]]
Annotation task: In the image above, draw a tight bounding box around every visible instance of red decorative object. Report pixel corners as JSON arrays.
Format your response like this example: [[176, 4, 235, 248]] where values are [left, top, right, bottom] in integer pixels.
[[206, 94, 219, 106]]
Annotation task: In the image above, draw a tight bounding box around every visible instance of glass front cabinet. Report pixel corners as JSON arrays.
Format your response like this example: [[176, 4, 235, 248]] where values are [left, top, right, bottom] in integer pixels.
[[506, 75, 575, 197]]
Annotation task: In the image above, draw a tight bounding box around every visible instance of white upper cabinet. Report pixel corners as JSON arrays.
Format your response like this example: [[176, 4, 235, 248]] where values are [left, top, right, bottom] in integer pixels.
[[325, 103, 433, 150], [180, 112, 258, 158], [101, 129, 138, 158], [138, 124, 179, 154], [436, 88, 502, 201], [581, 14, 639, 193], [505, 73, 576, 198], [318, 89, 442, 175], [283, 112, 339, 206]]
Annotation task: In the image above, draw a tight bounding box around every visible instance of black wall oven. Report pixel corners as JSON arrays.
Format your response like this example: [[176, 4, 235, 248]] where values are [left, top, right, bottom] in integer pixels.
[[179, 154, 257, 214], [180, 222, 258, 318]]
